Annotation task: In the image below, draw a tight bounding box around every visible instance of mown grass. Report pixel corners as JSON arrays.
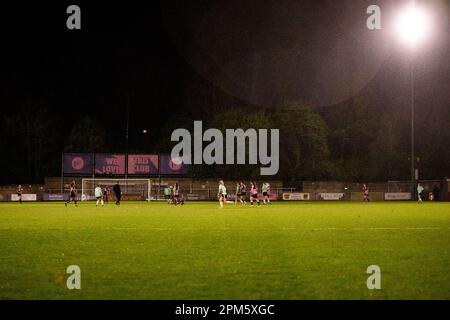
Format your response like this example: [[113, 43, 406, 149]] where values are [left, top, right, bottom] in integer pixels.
[[0, 201, 448, 299]]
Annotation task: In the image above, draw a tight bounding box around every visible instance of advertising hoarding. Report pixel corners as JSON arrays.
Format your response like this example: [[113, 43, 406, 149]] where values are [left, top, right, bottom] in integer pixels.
[[282, 193, 310, 201], [128, 155, 159, 175], [11, 194, 37, 201], [318, 193, 345, 200], [63, 154, 93, 174], [384, 193, 412, 200], [160, 154, 188, 175], [95, 154, 126, 175]]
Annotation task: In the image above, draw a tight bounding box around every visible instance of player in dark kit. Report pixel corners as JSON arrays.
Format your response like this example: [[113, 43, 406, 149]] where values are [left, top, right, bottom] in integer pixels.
[[17, 184, 23, 204], [239, 181, 247, 206], [234, 182, 240, 205], [113, 182, 121, 205], [172, 182, 184, 205], [65, 181, 78, 207], [362, 184, 370, 202], [103, 185, 110, 203]]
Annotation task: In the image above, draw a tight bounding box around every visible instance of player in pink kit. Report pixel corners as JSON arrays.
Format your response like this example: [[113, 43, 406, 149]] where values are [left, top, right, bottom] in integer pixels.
[[362, 184, 370, 202], [250, 181, 261, 206]]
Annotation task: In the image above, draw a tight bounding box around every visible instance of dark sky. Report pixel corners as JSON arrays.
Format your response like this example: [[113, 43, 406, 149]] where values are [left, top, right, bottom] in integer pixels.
[[2, 2, 180, 138], [2, 1, 448, 110], [161, 0, 450, 109]]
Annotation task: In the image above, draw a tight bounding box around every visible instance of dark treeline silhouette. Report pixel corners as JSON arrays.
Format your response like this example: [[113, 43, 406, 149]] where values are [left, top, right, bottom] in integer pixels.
[[1, 84, 449, 184]]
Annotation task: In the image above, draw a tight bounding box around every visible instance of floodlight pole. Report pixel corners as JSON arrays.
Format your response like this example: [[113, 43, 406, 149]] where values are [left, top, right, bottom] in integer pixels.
[[410, 53, 416, 198], [126, 99, 130, 152]]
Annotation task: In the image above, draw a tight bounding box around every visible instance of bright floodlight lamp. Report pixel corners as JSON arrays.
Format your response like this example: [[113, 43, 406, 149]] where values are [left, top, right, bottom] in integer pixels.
[[394, 4, 431, 47]]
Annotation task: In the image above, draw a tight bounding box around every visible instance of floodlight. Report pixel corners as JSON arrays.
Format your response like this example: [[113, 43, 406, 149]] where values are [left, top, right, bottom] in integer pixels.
[[394, 4, 431, 47]]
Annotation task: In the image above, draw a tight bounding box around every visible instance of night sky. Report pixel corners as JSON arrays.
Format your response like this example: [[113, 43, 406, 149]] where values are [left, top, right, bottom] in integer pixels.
[[1, 1, 449, 183]]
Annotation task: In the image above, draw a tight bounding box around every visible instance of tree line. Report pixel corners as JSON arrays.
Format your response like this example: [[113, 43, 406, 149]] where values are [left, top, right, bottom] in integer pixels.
[[1, 94, 448, 185]]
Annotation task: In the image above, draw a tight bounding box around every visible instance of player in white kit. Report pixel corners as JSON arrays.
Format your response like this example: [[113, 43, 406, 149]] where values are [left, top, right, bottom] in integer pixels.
[[218, 180, 227, 209]]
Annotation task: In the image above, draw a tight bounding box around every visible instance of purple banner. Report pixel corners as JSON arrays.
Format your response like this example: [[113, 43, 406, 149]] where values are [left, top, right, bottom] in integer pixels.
[[95, 154, 126, 175], [63, 154, 93, 174], [128, 155, 159, 175], [160, 154, 188, 175]]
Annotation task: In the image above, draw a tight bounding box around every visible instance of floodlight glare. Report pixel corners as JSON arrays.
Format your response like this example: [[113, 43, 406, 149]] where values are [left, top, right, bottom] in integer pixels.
[[394, 4, 431, 47]]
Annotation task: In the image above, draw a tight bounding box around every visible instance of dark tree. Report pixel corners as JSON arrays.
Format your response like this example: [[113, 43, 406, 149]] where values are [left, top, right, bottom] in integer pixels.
[[64, 117, 109, 153], [273, 101, 330, 181]]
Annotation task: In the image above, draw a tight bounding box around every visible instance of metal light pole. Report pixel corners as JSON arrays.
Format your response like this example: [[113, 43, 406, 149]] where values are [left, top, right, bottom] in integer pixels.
[[126, 99, 130, 152], [410, 54, 416, 193], [394, 1, 432, 199], [125, 95, 130, 194]]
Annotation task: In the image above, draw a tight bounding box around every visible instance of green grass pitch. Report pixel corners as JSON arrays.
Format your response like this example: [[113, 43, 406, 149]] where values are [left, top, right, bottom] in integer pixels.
[[0, 201, 449, 300]]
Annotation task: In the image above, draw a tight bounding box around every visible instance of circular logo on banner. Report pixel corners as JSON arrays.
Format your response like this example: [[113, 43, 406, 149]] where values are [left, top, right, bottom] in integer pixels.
[[169, 157, 183, 171], [72, 157, 85, 170]]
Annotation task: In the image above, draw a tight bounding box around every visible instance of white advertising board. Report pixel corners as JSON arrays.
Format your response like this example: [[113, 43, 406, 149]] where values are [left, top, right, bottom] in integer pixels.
[[282, 193, 310, 201], [11, 194, 37, 201], [384, 193, 412, 200], [319, 193, 345, 200]]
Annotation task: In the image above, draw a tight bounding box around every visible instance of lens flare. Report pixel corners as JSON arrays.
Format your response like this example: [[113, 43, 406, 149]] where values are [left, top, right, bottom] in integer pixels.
[[394, 4, 431, 47]]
